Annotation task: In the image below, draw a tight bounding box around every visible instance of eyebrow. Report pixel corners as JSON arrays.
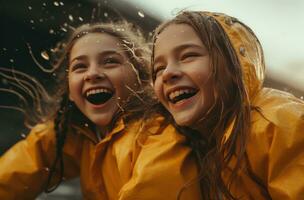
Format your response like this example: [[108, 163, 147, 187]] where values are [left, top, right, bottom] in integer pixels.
[[70, 50, 125, 64], [154, 43, 205, 65]]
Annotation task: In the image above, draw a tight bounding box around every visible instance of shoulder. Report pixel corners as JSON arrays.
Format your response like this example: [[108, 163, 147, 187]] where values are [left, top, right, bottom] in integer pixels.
[[251, 87, 304, 128]]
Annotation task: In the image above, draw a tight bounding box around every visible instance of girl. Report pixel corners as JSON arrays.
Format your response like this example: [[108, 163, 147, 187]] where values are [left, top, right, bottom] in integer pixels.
[[0, 21, 201, 200], [152, 11, 304, 199]]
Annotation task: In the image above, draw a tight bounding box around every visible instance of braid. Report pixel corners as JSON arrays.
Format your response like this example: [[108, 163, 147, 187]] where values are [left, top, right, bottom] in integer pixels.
[[44, 93, 71, 192]]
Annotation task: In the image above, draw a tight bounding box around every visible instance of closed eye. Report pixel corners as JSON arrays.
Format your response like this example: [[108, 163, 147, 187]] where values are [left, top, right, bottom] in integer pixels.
[[103, 57, 122, 66], [70, 63, 87, 72], [180, 52, 201, 62]]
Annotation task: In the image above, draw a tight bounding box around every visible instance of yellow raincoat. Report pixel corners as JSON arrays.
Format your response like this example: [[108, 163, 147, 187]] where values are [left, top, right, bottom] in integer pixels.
[[206, 12, 304, 199], [1, 12, 303, 200], [0, 116, 200, 200]]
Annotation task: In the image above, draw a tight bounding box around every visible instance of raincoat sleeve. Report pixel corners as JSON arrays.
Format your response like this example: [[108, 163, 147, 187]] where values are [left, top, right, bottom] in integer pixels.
[[0, 121, 81, 199], [118, 122, 201, 200], [248, 91, 304, 200]]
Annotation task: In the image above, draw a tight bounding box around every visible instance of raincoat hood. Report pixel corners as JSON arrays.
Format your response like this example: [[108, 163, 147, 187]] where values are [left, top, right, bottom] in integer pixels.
[[204, 11, 265, 100]]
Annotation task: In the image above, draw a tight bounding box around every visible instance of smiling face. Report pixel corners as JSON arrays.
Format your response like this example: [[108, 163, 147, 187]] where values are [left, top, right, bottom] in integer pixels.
[[153, 23, 215, 127], [68, 33, 138, 129]]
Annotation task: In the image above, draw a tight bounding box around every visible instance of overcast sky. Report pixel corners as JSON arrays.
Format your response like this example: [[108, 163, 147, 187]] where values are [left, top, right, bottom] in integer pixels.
[[126, 0, 304, 91]]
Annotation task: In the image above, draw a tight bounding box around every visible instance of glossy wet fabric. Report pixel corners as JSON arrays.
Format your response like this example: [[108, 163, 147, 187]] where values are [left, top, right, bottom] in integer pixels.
[[0, 116, 201, 199], [205, 12, 304, 199]]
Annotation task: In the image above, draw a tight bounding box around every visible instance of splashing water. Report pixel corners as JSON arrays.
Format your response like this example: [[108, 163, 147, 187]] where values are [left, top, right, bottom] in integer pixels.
[[68, 14, 74, 22], [138, 11, 145, 18], [41, 51, 50, 60], [49, 29, 55, 34]]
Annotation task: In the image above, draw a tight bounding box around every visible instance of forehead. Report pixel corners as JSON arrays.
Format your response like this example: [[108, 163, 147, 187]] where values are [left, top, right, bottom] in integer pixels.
[[154, 23, 203, 52], [70, 32, 123, 55]]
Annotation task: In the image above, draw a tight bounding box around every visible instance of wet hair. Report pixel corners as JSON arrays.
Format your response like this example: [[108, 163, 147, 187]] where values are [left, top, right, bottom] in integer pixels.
[[151, 11, 269, 199], [41, 21, 153, 192]]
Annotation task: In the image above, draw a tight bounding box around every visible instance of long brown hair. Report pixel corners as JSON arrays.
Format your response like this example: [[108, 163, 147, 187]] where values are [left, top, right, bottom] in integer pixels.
[[44, 21, 154, 192], [151, 11, 263, 199]]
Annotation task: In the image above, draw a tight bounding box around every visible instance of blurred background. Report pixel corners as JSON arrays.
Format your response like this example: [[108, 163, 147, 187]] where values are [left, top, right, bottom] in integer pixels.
[[0, 0, 303, 199]]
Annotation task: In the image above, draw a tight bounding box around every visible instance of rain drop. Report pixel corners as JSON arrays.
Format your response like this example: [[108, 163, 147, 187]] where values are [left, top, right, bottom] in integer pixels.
[[53, 1, 59, 6], [104, 12, 108, 17], [138, 11, 145, 18], [52, 73, 56, 77], [301, 96, 303, 100], [28, 6, 32, 10], [84, 123, 89, 127], [59, 1, 64, 6], [3, 48, 7, 51], [42, 2, 46, 6], [21, 133, 26, 138], [49, 29, 55, 34], [41, 51, 49, 60], [78, 16, 84, 21], [39, 18, 44, 22], [61, 27, 67, 32], [9, 59, 14, 63], [30, 19, 34, 24], [68, 14, 74, 21], [44, 167, 50, 172]]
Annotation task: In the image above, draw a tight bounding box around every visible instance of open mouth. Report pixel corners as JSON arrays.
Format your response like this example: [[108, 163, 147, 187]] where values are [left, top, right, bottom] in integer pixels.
[[168, 88, 198, 104], [85, 88, 114, 105]]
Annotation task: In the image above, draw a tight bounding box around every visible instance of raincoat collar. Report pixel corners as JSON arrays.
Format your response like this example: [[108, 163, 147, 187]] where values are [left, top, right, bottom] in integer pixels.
[[72, 118, 125, 144]]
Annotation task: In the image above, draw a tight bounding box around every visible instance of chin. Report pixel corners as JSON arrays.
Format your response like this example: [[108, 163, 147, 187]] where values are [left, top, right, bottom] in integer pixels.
[[173, 116, 194, 127]]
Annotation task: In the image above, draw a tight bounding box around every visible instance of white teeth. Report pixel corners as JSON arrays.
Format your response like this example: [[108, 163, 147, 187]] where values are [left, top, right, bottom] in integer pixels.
[[168, 89, 194, 101], [86, 88, 111, 97]]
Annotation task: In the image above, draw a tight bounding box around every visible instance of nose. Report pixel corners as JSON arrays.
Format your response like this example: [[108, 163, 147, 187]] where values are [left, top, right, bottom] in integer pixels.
[[84, 64, 105, 82], [162, 64, 182, 84]]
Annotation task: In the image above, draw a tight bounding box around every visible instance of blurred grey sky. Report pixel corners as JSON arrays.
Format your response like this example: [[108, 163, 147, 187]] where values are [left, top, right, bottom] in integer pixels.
[[125, 0, 304, 92]]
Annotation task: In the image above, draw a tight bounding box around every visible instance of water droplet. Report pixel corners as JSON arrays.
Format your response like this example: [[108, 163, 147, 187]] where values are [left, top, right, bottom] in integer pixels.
[[63, 22, 68, 27], [3, 47, 7, 51], [28, 6, 32, 10], [53, 1, 59, 6], [60, 27, 67, 32], [68, 14, 74, 21], [44, 167, 50, 172], [30, 19, 34, 24], [42, 2, 46, 6], [104, 12, 108, 17], [9, 59, 14, 63], [138, 11, 145, 18], [59, 1, 64, 5], [52, 73, 56, 77], [21, 133, 26, 138], [39, 18, 44, 22], [84, 123, 89, 127], [300, 96, 303, 100], [78, 16, 83, 21], [41, 51, 49, 60], [49, 29, 55, 34], [31, 26, 35, 30]]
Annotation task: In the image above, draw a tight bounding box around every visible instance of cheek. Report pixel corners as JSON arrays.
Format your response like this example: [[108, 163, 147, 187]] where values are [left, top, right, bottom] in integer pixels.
[[153, 80, 164, 100], [68, 74, 81, 100]]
